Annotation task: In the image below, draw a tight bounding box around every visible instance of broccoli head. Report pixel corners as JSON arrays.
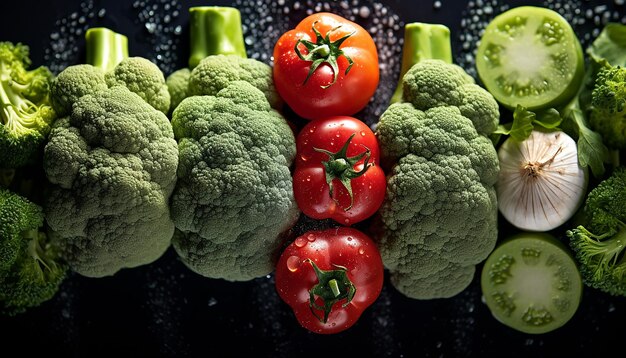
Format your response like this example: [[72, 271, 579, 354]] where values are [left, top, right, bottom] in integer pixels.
[[1, 188, 66, 315], [170, 81, 299, 281], [567, 167, 626, 296], [375, 57, 500, 299], [0, 42, 56, 168], [589, 65, 626, 150], [45, 72, 178, 276]]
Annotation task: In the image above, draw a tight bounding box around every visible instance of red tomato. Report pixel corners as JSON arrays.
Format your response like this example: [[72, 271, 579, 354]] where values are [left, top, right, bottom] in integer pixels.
[[293, 116, 386, 225], [275, 227, 384, 334], [273, 12, 379, 120]]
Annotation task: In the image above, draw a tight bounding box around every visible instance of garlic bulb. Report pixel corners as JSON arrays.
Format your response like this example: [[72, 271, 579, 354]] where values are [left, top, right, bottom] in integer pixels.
[[497, 130, 588, 232]]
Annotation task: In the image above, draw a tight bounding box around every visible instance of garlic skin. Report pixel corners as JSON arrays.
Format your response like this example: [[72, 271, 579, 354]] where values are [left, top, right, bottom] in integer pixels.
[[497, 130, 588, 232]]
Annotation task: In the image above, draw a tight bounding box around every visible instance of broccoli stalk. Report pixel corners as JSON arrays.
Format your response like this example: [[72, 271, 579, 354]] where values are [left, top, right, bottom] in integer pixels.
[[567, 167, 626, 296], [390, 23, 452, 104], [0, 42, 55, 168], [188, 6, 247, 68], [85, 27, 129, 72]]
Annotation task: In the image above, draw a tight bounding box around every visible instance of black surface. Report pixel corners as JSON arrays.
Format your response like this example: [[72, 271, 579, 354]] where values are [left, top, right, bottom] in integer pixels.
[[1, 0, 625, 357]]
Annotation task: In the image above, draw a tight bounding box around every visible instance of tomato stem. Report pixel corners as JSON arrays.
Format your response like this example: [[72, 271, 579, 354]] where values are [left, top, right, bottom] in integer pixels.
[[295, 21, 355, 88], [307, 259, 356, 324], [314, 133, 372, 211]]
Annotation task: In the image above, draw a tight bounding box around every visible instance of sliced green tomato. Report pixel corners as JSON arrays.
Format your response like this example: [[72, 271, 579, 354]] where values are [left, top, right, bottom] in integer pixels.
[[476, 6, 584, 111], [480, 233, 582, 334]]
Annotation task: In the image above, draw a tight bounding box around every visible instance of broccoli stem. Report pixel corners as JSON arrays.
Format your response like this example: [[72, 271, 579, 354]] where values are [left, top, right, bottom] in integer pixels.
[[391, 23, 452, 104], [0, 63, 39, 130], [85, 27, 129, 72], [188, 6, 247, 69]]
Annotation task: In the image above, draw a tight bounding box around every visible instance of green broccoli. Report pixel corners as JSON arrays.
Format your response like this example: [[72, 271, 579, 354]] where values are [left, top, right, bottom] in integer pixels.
[[165, 68, 190, 114], [589, 65, 626, 150], [0, 42, 56, 168], [166, 6, 281, 113], [44, 28, 178, 278], [566, 167, 626, 296], [170, 81, 298, 281], [0, 188, 66, 315], [51, 28, 170, 116], [374, 23, 500, 299]]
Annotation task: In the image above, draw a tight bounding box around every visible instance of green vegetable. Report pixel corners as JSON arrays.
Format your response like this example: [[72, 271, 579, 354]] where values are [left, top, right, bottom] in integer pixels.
[[85, 27, 128, 72], [0, 42, 56, 168], [165, 68, 190, 114], [476, 6, 584, 111], [1, 188, 66, 315], [374, 23, 500, 299], [589, 64, 626, 150], [567, 167, 626, 297], [481, 232, 582, 334], [170, 81, 299, 281], [188, 6, 246, 68], [166, 6, 281, 114], [51, 28, 170, 115], [44, 28, 178, 278], [390, 22, 452, 104]]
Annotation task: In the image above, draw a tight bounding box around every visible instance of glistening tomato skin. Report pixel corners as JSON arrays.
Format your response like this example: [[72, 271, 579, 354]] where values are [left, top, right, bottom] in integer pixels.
[[275, 227, 384, 334], [273, 12, 379, 120], [293, 116, 386, 225]]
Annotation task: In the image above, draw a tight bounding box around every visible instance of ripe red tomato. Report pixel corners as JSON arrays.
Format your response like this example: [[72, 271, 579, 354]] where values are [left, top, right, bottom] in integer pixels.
[[273, 12, 379, 120], [293, 116, 386, 225], [275, 227, 384, 334]]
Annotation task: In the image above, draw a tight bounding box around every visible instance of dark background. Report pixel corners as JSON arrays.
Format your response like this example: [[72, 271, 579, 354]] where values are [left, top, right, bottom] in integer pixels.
[[1, 0, 625, 357]]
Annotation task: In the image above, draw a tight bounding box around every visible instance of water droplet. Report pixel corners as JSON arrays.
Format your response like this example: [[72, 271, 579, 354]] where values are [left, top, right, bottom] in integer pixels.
[[344, 218, 350, 225], [299, 155, 308, 162], [295, 237, 307, 248], [287, 255, 301, 272], [359, 6, 371, 18], [360, 130, 366, 136], [208, 297, 218, 307], [358, 248, 365, 255], [347, 236, 353, 241], [433, 1, 442, 9], [307, 234, 316, 242]]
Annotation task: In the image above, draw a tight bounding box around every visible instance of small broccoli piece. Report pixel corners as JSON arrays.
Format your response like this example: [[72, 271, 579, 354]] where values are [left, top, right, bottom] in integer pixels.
[[53, 27, 170, 115], [189, 54, 282, 110], [170, 81, 299, 281], [374, 23, 499, 299], [589, 66, 626, 150], [50, 64, 107, 117], [166, 68, 190, 114], [567, 167, 626, 296], [106, 57, 170, 114], [0, 42, 56, 168], [0, 188, 66, 315]]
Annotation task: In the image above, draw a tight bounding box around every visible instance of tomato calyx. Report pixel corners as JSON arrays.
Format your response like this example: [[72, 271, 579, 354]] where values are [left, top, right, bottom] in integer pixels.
[[314, 133, 372, 211], [295, 21, 355, 88], [307, 259, 356, 323]]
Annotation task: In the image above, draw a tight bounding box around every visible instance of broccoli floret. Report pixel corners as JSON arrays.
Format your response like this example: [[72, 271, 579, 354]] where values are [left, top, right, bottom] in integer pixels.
[[44, 28, 178, 278], [166, 68, 190, 114], [51, 28, 170, 116], [170, 81, 299, 281], [166, 6, 281, 113], [0, 188, 66, 315], [0, 42, 56, 168], [589, 66, 626, 150], [106, 57, 170, 115], [50, 64, 107, 117], [374, 23, 499, 299], [567, 167, 626, 296], [189, 55, 282, 110]]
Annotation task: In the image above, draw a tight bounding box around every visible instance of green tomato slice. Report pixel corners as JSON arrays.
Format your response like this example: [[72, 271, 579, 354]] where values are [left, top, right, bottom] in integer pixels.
[[476, 6, 584, 110], [480, 233, 582, 334]]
